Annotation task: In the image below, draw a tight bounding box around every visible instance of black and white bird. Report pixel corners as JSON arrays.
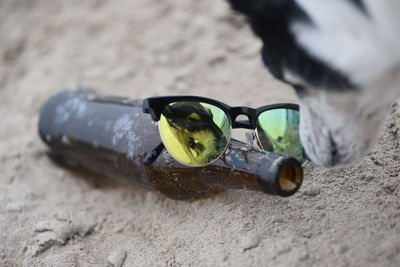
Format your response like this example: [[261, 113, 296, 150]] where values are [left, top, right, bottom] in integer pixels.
[[227, 0, 400, 167]]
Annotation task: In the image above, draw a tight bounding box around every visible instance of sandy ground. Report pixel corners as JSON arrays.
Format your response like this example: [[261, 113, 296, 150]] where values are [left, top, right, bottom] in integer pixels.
[[1, 0, 400, 266]]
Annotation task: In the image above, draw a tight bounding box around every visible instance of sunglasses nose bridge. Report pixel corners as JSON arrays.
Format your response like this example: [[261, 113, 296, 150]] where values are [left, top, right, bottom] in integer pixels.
[[231, 107, 257, 129]]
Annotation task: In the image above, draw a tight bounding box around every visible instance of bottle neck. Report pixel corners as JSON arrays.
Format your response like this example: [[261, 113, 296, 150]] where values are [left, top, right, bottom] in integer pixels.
[[145, 140, 303, 199]]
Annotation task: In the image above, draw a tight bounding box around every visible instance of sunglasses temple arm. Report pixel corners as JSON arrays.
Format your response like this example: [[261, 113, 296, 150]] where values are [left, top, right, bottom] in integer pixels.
[[143, 142, 165, 165]]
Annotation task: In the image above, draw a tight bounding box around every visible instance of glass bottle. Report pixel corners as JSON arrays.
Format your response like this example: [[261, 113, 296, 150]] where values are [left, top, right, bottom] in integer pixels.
[[38, 90, 303, 200]]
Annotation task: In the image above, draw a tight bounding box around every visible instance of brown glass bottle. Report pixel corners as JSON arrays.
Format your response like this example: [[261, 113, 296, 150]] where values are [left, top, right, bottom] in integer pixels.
[[38, 90, 303, 200]]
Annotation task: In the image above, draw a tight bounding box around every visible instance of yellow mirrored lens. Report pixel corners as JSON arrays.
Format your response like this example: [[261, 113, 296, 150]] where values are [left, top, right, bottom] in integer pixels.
[[159, 101, 231, 166], [257, 108, 306, 164]]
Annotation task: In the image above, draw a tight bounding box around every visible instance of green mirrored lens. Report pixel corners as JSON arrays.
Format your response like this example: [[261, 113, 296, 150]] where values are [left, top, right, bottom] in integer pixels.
[[159, 101, 231, 166], [256, 108, 306, 164]]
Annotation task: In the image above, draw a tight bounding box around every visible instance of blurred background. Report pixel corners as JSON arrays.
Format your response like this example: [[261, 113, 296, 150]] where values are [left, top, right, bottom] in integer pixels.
[[0, 0, 296, 106]]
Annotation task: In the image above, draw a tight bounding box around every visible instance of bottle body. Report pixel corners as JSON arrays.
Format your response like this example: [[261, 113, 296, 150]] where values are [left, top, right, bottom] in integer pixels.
[[39, 90, 303, 200]]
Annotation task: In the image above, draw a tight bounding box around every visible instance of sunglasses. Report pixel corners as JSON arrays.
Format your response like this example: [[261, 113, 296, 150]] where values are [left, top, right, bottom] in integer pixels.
[[142, 96, 307, 166]]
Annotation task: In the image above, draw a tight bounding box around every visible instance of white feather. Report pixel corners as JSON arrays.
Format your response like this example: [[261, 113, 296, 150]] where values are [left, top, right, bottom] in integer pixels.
[[292, 0, 400, 86]]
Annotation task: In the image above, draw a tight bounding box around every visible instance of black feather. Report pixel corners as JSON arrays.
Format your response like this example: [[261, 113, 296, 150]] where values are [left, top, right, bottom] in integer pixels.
[[226, 0, 358, 91]]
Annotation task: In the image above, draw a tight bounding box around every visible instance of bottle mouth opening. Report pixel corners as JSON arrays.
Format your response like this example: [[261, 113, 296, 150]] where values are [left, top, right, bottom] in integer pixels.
[[277, 160, 303, 195]]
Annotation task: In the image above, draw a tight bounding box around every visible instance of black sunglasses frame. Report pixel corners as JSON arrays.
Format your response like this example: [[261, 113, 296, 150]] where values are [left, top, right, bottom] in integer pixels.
[[142, 95, 300, 165]]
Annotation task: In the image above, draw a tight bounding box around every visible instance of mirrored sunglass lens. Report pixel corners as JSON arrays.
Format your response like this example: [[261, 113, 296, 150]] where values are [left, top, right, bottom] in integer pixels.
[[256, 108, 306, 164], [159, 101, 231, 166]]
